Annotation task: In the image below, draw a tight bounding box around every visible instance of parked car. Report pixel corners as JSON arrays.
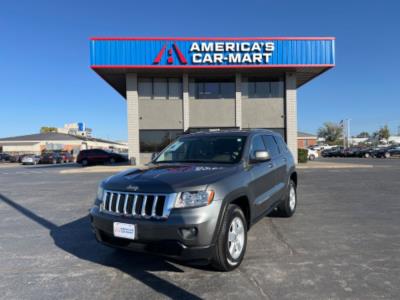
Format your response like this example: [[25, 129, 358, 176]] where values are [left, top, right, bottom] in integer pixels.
[[307, 148, 319, 160], [39, 151, 75, 164], [21, 155, 41, 165], [375, 145, 399, 158], [357, 147, 375, 158], [39, 152, 63, 164], [319, 144, 336, 151], [90, 130, 297, 271], [0, 153, 13, 162], [308, 145, 322, 151], [321, 147, 344, 157], [59, 151, 74, 163], [77, 149, 128, 166], [388, 145, 400, 157], [343, 147, 362, 157]]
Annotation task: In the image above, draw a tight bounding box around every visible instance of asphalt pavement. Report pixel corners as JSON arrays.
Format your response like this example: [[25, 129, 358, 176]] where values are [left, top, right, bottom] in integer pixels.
[[0, 158, 399, 299]]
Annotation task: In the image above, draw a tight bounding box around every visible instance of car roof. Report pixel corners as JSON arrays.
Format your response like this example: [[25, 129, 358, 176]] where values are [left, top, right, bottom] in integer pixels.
[[180, 129, 278, 139]]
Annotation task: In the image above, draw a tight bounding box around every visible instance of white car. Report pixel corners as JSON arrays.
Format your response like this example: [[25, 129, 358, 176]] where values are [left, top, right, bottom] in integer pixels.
[[21, 155, 40, 165], [307, 149, 319, 161]]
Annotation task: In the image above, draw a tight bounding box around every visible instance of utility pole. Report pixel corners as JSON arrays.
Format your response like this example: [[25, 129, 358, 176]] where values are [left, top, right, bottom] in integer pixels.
[[340, 120, 346, 148], [347, 119, 351, 147]]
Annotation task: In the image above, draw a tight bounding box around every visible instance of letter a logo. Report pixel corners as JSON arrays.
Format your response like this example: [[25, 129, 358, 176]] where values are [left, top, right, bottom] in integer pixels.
[[153, 42, 187, 65]]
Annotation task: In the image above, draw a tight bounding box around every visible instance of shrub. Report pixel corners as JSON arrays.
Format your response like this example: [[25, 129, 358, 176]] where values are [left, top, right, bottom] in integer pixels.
[[298, 148, 308, 163]]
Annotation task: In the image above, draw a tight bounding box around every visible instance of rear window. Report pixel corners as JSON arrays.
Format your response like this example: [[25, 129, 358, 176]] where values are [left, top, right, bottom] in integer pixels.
[[262, 135, 280, 158], [274, 135, 288, 153]]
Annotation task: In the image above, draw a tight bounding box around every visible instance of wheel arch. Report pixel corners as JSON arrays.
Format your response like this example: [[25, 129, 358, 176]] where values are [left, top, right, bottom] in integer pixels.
[[290, 171, 298, 187], [230, 195, 251, 230]]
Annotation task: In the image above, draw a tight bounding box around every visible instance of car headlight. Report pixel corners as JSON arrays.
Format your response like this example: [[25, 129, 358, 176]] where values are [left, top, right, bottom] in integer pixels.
[[97, 185, 104, 201], [174, 190, 215, 208]]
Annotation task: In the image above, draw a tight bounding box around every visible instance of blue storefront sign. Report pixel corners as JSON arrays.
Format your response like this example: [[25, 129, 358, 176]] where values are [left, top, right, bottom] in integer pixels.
[[90, 37, 335, 68]]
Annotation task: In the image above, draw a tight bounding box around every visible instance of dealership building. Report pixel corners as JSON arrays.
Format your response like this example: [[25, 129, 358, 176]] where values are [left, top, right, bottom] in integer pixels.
[[90, 37, 335, 164]]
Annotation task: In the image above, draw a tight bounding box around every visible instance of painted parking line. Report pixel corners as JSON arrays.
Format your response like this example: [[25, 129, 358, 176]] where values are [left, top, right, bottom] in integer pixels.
[[0, 170, 51, 175]]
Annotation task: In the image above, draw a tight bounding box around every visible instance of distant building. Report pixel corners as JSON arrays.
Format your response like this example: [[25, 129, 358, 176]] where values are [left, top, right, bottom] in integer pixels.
[[348, 137, 369, 145], [297, 131, 317, 148], [348, 136, 400, 146], [388, 136, 400, 144], [0, 132, 127, 156], [56, 122, 92, 137]]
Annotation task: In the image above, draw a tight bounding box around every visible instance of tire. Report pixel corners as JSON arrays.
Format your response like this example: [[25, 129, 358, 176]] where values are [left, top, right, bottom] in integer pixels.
[[81, 159, 88, 167], [384, 152, 391, 159], [309, 154, 315, 161], [212, 204, 247, 271], [277, 180, 297, 218]]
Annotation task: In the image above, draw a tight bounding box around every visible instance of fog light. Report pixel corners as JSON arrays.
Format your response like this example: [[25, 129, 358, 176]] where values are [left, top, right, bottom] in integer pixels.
[[179, 227, 198, 240]]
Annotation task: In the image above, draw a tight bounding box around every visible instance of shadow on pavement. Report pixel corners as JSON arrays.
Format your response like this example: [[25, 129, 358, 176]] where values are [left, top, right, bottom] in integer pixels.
[[0, 193, 201, 299]]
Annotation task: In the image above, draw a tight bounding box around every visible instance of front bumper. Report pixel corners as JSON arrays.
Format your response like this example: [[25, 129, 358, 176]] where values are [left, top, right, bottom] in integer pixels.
[[90, 200, 222, 261]]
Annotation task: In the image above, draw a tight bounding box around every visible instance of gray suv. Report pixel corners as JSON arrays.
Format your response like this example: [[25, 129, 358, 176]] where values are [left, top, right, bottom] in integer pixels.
[[90, 130, 297, 271]]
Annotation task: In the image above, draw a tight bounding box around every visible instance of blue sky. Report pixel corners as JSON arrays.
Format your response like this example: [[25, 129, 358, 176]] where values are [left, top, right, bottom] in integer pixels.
[[1, 0, 399, 140]]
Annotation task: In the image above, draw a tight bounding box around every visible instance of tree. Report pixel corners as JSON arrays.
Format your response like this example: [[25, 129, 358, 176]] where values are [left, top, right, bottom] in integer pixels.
[[40, 126, 57, 133], [356, 131, 370, 138], [317, 122, 343, 144], [378, 125, 390, 141]]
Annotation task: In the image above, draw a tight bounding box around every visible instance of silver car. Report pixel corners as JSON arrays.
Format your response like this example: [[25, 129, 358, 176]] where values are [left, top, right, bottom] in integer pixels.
[[21, 155, 40, 165]]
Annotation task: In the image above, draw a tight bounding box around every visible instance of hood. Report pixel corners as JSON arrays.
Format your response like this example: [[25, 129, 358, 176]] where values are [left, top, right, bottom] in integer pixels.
[[102, 163, 240, 193]]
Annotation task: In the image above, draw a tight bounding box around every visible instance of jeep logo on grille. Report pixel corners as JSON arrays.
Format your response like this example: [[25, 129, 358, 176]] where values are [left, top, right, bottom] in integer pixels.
[[126, 185, 139, 191]]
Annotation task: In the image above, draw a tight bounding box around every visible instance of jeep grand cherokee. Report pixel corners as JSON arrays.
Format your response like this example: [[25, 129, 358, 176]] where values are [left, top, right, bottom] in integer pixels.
[[90, 130, 297, 271]]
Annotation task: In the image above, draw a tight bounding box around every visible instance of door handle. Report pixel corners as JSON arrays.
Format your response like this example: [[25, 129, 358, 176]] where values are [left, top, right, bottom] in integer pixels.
[[282, 157, 287, 162], [267, 162, 274, 168]]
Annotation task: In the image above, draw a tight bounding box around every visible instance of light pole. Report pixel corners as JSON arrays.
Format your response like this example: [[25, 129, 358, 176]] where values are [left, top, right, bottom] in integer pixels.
[[347, 119, 351, 148]]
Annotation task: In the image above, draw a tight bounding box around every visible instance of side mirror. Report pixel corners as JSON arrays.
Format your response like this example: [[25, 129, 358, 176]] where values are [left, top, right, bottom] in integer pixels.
[[251, 150, 271, 163], [151, 152, 159, 161]]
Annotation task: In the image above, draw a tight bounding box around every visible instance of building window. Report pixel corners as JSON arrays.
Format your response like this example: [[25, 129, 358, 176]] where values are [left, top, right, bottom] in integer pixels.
[[189, 79, 235, 99], [139, 130, 184, 153], [138, 77, 182, 100], [242, 78, 283, 98]]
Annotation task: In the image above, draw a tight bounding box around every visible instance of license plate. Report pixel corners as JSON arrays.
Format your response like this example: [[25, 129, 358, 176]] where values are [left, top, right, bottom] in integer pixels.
[[113, 222, 136, 240]]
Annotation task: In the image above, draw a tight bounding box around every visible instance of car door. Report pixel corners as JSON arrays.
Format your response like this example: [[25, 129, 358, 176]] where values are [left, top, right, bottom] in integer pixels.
[[92, 150, 107, 164], [247, 134, 278, 219], [262, 135, 287, 203]]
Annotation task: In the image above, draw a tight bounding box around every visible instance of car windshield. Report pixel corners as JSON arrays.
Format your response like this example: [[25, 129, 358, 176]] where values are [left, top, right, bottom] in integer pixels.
[[154, 135, 247, 164]]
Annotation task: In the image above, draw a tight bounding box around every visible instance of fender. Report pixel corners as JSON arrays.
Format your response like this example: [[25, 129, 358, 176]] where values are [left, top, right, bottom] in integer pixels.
[[210, 188, 251, 245]]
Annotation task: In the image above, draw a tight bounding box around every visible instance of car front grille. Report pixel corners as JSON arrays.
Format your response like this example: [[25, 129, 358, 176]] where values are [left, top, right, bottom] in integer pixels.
[[100, 190, 175, 219]]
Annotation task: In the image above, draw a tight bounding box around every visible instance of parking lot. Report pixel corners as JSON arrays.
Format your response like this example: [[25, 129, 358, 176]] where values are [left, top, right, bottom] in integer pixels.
[[1, 158, 399, 299]]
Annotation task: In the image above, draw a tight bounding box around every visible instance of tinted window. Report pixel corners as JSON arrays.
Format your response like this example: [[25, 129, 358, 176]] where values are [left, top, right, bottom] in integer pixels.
[[93, 150, 106, 155], [275, 135, 288, 153], [242, 78, 284, 98], [138, 77, 183, 100], [250, 135, 267, 155], [189, 79, 235, 99], [155, 135, 247, 164], [262, 135, 280, 158], [140, 130, 183, 153]]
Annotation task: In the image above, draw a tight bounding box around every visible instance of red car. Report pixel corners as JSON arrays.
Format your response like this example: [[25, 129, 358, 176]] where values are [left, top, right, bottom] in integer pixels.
[[76, 149, 128, 166]]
